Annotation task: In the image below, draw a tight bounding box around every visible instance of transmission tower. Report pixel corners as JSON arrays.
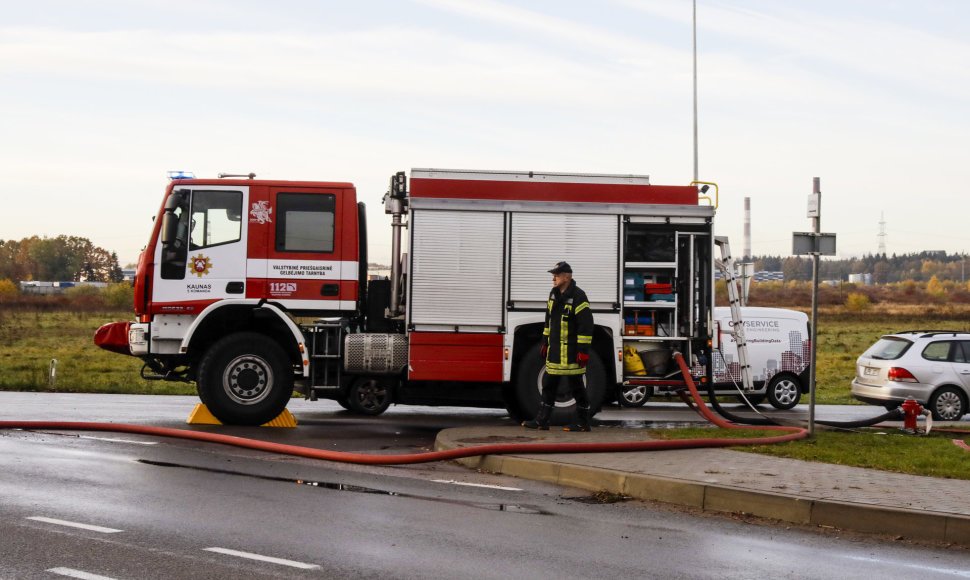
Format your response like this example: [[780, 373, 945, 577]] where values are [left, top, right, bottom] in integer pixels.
[[877, 212, 887, 255]]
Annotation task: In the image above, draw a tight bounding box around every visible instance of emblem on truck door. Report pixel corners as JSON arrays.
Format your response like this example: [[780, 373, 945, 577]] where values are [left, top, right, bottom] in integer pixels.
[[189, 254, 212, 277], [250, 200, 273, 224]]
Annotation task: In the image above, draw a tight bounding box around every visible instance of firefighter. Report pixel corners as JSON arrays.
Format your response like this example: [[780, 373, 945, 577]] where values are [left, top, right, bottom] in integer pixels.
[[522, 261, 595, 432]]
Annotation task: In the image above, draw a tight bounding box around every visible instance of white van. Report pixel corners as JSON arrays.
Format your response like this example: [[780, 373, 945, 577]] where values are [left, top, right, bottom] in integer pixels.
[[711, 307, 811, 409]]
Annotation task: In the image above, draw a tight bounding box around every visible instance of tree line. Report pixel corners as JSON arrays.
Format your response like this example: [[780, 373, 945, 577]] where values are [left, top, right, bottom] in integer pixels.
[[0, 236, 124, 283], [752, 251, 970, 284]]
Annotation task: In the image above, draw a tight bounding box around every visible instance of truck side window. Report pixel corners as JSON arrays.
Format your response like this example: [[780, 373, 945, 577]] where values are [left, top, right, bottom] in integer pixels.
[[190, 190, 243, 250], [276, 193, 335, 253]]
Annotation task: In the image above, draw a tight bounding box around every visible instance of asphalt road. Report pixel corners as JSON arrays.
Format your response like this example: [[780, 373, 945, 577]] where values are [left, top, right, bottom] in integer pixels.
[[0, 393, 966, 579]]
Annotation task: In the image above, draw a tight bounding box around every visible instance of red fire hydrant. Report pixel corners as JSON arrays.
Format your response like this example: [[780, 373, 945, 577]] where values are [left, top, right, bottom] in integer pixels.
[[900, 398, 923, 432]]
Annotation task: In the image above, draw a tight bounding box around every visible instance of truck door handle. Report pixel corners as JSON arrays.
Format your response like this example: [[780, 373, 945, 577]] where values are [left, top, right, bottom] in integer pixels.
[[226, 281, 244, 294], [320, 283, 339, 297]]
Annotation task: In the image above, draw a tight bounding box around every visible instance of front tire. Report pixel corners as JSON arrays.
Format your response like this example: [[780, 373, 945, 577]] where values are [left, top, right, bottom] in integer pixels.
[[767, 374, 801, 410], [513, 343, 605, 426], [929, 386, 967, 421], [197, 332, 294, 426]]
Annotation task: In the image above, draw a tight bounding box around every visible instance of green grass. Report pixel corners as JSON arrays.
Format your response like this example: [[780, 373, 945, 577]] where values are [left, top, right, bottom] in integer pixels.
[[652, 426, 970, 480], [0, 308, 194, 395], [3, 305, 970, 404]]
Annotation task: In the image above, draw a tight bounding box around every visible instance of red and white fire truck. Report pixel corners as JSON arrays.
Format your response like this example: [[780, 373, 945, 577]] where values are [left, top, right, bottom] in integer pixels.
[[96, 169, 719, 425]]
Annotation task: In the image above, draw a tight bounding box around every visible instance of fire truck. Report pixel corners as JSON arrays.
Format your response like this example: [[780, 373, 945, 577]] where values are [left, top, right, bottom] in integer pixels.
[[95, 169, 719, 425]]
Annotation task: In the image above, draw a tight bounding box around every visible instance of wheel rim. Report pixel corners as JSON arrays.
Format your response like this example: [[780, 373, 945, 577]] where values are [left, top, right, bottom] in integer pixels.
[[622, 386, 647, 405], [222, 354, 274, 405], [772, 379, 799, 406], [356, 380, 389, 411], [935, 390, 964, 420]]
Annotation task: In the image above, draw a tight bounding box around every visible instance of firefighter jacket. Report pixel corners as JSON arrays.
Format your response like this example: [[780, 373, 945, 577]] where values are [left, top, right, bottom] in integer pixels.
[[543, 279, 594, 375]]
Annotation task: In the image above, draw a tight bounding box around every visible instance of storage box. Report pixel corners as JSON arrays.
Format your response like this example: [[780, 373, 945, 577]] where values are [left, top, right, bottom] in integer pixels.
[[648, 294, 675, 302], [624, 324, 655, 336], [623, 288, 645, 302], [644, 283, 672, 294], [623, 273, 645, 288]]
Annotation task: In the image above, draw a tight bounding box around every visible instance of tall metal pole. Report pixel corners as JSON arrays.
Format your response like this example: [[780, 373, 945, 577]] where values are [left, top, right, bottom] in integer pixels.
[[808, 177, 821, 437], [692, 0, 699, 182]]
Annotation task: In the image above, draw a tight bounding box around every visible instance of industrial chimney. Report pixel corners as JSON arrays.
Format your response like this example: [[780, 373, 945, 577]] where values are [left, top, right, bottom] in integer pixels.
[[743, 197, 751, 259]]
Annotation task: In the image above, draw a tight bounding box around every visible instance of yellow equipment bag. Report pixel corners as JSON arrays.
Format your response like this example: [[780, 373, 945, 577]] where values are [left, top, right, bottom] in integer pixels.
[[623, 345, 646, 375]]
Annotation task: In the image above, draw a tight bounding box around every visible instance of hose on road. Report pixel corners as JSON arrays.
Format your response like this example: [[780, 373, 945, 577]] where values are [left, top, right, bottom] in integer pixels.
[[0, 354, 807, 465]]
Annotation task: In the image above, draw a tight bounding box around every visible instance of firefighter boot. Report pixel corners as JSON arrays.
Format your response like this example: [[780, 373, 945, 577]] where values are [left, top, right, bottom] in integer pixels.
[[563, 406, 592, 432], [522, 403, 552, 430]]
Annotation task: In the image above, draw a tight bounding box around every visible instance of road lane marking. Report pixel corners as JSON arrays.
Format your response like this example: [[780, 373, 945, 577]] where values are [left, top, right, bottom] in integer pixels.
[[79, 435, 158, 445], [432, 479, 523, 491], [46, 567, 119, 580], [27, 517, 123, 534], [204, 547, 320, 570]]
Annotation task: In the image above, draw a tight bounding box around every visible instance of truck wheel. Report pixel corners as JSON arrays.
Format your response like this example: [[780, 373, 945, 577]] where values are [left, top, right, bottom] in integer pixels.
[[767, 374, 801, 410], [617, 384, 651, 407], [346, 377, 392, 416], [197, 332, 294, 426], [513, 343, 605, 426]]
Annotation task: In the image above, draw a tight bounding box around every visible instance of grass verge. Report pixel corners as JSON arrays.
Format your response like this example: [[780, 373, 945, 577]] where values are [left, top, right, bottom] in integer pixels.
[[651, 426, 970, 480]]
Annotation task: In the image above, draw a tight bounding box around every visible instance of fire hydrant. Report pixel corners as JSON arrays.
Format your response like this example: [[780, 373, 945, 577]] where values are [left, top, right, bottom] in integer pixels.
[[900, 398, 923, 432]]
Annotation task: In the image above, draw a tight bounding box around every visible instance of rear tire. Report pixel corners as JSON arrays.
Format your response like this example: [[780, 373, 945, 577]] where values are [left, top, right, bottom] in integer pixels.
[[346, 376, 393, 416], [513, 343, 605, 426], [929, 386, 966, 421], [617, 384, 652, 407], [197, 332, 294, 426]]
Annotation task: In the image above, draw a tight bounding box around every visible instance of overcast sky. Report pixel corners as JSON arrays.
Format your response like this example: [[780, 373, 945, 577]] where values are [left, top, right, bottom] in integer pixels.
[[2, 0, 968, 266]]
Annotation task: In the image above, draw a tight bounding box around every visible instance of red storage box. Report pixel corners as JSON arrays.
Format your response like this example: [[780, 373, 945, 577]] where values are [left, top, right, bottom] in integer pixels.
[[643, 283, 672, 294]]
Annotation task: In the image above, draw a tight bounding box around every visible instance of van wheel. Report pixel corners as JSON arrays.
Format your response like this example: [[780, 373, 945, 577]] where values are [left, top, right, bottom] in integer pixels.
[[617, 384, 652, 407], [767, 374, 801, 410], [197, 332, 294, 426], [513, 343, 605, 426]]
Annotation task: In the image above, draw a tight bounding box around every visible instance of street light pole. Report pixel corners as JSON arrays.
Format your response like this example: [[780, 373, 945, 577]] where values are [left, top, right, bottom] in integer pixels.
[[692, 0, 699, 182]]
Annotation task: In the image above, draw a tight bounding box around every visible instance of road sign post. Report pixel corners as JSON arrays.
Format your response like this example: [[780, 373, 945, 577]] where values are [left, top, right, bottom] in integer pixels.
[[792, 178, 836, 437]]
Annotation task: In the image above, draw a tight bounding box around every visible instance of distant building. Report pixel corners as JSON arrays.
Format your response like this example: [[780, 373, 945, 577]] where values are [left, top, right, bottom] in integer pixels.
[[19, 281, 108, 295], [848, 273, 873, 285]]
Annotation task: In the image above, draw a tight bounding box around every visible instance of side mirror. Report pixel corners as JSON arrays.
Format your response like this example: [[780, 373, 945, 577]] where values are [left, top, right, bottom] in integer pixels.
[[161, 212, 179, 247]]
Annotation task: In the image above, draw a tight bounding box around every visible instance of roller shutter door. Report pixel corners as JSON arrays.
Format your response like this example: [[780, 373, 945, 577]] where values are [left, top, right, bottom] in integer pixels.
[[409, 210, 505, 330], [510, 213, 618, 305]]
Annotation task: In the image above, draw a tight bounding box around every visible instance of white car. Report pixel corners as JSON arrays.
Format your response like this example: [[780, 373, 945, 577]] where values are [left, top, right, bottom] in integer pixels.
[[851, 331, 970, 421]]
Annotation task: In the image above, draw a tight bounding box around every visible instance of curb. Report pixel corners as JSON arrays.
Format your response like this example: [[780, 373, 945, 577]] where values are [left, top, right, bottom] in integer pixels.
[[435, 428, 970, 547]]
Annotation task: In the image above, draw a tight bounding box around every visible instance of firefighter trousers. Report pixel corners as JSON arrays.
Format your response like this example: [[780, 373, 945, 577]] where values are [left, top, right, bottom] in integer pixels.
[[540, 373, 589, 408]]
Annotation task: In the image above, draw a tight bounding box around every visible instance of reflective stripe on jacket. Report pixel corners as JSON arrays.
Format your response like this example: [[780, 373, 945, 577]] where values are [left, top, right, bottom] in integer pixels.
[[543, 279, 593, 375]]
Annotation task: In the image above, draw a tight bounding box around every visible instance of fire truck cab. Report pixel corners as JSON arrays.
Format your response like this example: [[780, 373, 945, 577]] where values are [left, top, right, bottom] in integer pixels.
[[97, 168, 717, 425]]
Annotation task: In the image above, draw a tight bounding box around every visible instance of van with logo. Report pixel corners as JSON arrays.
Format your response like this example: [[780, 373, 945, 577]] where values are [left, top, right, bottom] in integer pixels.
[[711, 306, 811, 409]]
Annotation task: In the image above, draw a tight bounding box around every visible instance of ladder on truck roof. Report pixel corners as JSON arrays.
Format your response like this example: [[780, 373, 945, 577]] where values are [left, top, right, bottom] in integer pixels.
[[714, 237, 754, 392]]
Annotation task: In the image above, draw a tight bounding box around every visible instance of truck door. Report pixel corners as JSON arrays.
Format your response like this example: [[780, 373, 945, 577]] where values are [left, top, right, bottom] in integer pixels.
[[245, 186, 358, 314], [153, 185, 248, 312]]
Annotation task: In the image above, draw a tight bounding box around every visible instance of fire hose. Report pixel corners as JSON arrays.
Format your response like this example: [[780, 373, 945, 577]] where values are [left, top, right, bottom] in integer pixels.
[[0, 354, 807, 465]]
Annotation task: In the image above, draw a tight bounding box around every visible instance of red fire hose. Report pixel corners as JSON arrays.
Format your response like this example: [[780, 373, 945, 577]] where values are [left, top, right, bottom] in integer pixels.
[[0, 354, 807, 465]]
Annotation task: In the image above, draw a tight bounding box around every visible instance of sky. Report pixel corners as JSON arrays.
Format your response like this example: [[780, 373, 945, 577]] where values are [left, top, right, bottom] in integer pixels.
[[2, 0, 969, 267]]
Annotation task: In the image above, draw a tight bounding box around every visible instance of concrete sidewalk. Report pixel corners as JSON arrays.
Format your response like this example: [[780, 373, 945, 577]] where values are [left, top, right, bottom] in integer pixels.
[[434, 426, 970, 547]]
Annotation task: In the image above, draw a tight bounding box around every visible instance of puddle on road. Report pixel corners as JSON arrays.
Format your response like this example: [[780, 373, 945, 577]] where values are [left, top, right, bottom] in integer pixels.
[[136, 459, 548, 515]]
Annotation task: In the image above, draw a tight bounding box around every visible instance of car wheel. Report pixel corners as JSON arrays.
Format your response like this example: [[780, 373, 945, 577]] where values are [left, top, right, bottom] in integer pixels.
[[513, 343, 605, 425], [767, 374, 801, 410], [617, 384, 652, 407], [197, 332, 294, 426], [346, 377, 393, 416], [929, 386, 967, 421]]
